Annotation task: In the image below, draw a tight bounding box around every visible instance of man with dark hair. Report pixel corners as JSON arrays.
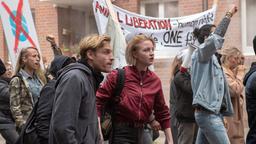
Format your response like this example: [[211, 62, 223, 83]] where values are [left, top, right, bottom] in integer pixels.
[[49, 34, 114, 144], [244, 36, 256, 144], [190, 5, 237, 144]]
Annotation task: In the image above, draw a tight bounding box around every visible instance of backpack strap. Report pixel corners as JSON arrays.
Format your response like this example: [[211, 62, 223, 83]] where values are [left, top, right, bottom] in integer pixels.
[[113, 68, 125, 103], [111, 68, 125, 137]]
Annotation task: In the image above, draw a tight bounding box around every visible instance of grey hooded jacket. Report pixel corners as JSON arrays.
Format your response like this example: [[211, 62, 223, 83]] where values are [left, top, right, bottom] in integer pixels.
[[49, 63, 99, 144]]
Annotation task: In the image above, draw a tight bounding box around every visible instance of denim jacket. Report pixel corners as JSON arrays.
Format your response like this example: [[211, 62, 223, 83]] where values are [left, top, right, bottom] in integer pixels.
[[191, 33, 233, 116]]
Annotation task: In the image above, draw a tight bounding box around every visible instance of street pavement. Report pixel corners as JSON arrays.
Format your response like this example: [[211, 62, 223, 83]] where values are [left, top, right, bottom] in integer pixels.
[[0, 128, 249, 144]]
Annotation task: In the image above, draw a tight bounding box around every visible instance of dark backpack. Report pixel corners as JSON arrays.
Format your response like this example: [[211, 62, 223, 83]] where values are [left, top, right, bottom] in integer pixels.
[[16, 68, 125, 144], [101, 68, 125, 140], [15, 80, 56, 144], [100, 68, 159, 142]]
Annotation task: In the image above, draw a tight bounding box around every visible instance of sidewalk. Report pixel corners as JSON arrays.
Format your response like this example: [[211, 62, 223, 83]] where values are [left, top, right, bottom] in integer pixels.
[[153, 128, 250, 144], [0, 128, 249, 143]]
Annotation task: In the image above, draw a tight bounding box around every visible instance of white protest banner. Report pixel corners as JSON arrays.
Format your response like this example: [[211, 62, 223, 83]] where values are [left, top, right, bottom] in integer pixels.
[[105, 0, 127, 69], [0, 0, 41, 68], [93, 0, 217, 58]]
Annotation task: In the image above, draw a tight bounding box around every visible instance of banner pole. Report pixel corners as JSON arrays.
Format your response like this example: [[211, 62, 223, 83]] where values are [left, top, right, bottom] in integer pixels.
[[105, 0, 118, 23], [213, 0, 219, 6]]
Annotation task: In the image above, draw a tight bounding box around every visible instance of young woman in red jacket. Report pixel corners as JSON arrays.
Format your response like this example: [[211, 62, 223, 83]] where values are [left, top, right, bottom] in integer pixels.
[[97, 34, 172, 144]]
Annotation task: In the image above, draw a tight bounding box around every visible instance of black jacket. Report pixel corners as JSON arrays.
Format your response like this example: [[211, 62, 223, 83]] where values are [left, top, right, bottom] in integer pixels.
[[173, 71, 195, 122], [49, 63, 99, 144], [0, 77, 16, 129], [243, 62, 256, 127], [35, 80, 56, 143]]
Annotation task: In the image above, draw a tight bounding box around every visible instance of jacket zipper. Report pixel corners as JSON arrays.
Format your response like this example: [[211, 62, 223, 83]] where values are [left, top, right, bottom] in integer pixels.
[[138, 73, 143, 121]]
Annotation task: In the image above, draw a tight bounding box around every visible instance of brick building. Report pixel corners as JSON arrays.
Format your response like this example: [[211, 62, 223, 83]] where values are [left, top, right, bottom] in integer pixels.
[[0, 0, 256, 100]]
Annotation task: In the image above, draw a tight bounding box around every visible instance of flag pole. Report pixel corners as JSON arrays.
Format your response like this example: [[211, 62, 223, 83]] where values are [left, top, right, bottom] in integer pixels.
[[213, 0, 219, 6], [104, 0, 127, 68], [105, 0, 118, 23]]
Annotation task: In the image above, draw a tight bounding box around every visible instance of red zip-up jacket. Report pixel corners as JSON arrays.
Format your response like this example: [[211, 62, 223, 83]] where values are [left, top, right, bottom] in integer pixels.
[[96, 66, 170, 129]]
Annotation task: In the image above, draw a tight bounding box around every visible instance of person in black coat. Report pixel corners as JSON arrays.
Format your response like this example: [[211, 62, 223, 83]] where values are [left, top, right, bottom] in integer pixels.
[[35, 55, 75, 143], [0, 58, 19, 144], [244, 36, 256, 144]]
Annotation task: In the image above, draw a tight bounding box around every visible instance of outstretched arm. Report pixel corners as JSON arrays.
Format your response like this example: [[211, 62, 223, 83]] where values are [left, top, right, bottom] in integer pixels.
[[46, 35, 62, 56], [214, 5, 237, 37], [198, 5, 238, 62]]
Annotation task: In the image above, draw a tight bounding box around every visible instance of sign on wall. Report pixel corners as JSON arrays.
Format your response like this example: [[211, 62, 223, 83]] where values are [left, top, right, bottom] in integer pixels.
[[93, 0, 217, 58], [0, 0, 41, 67]]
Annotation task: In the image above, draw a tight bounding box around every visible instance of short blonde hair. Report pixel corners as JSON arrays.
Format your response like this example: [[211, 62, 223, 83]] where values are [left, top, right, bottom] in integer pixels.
[[220, 46, 241, 64], [79, 34, 111, 59], [125, 34, 155, 65]]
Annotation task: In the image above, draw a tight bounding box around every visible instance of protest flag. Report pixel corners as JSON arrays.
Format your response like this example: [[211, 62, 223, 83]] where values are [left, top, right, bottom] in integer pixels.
[[105, 0, 127, 69]]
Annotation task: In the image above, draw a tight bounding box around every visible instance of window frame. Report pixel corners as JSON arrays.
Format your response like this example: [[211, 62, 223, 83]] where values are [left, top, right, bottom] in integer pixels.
[[241, 0, 255, 56], [140, 0, 178, 18]]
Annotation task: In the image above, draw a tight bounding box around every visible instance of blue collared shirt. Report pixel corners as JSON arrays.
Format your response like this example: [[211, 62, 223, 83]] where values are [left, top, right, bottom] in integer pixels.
[[20, 69, 43, 103]]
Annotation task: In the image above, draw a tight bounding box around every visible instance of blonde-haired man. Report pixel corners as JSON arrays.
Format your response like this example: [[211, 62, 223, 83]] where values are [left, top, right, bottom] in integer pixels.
[[49, 34, 114, 144]]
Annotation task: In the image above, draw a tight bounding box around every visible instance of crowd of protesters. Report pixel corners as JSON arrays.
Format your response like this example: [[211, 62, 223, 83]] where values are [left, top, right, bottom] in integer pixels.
[[0, 3, 256, 144]]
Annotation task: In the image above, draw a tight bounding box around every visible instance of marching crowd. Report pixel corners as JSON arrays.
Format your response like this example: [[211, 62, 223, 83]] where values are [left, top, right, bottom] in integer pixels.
[[0, 3, 256, 144]]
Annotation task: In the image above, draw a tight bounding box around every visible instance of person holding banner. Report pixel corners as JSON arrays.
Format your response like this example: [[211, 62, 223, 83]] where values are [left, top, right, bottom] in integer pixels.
[[96, 34, 172, 144], [168, 55, 181, 144], [9, 47, 46, 133], [169, 49, 198, 144], [190, 4, 237, 144]]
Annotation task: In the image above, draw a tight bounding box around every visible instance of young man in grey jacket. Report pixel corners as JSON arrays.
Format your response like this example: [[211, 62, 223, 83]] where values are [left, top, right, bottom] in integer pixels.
[[49, 34, 114, 144]]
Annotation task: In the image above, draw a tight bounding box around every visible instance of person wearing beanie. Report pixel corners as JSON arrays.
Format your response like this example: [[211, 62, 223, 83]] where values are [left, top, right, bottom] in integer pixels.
[[190, 5, 237, 144], [3, 62, 13, 78], [244, 35, 256, 144], [35, 55, 74, 143], [0, 58, 6, 76], [0, 58, 19, 144]]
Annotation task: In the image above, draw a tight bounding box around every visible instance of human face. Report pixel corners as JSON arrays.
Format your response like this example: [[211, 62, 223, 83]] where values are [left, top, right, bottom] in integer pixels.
[[227, 54, 239, 70], [133, 40, 154, 67], [3, 64, 13, 78], [237, 55, 245, 65], [23, 48, 40, 71], [90, 42, 114, 73]]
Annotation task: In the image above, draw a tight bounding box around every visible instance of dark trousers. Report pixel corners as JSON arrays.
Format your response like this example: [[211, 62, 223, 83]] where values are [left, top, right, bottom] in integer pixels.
[[246, 120, 256, 144], [0, 128, 19, 144], [167, 104, 178, 144], [111, 124, 145, 144]]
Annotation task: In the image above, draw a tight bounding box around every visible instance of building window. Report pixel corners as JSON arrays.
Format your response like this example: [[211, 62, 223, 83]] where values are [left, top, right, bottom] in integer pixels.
[[246, 0, 256, 47], [145, 3, 159, 17], [242, 0, 256, 55], [164, 1, 178, 18], [31, 8, 36, 25], [141, 0, 178, 18]]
